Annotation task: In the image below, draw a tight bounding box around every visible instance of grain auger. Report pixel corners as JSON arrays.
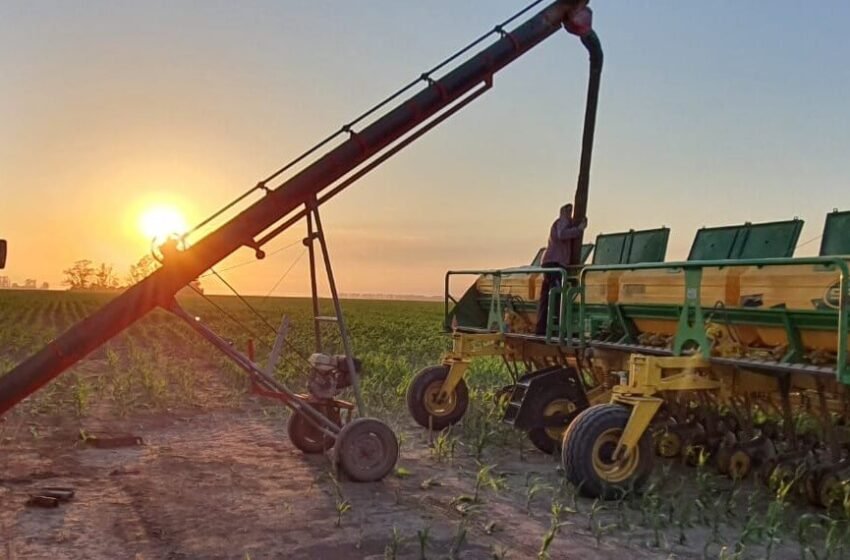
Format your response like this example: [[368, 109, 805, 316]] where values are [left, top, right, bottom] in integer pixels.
[[0, 1, 599, 481]]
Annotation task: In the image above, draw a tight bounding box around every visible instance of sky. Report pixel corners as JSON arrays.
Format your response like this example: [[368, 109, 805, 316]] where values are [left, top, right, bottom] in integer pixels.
[[1, 1, 849, 296]]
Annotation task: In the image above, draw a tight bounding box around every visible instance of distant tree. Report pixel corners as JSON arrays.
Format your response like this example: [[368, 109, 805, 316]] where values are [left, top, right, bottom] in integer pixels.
[[63, 259, 95, 290], [126, 255, 158, 285], [93, 263, 120, 290]]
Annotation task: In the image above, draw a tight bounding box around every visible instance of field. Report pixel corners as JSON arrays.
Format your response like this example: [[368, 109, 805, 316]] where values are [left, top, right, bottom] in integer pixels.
[[1, 290, 850, 559]]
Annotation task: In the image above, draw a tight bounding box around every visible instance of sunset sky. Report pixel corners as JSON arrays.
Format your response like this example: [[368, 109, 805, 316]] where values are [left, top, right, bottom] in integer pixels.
[[2, 1, 849, 296]]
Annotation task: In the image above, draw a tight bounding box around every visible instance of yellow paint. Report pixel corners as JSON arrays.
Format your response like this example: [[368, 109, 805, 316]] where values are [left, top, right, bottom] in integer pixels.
[[439, 360, 469, 399], [739, 264, 841, 310], [617, 267, 739, 307], [609, 396, 662, 460]]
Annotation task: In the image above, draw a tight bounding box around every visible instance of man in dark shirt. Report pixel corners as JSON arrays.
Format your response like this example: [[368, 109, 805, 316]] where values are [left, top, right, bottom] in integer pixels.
[[535, 204, 586, 335]]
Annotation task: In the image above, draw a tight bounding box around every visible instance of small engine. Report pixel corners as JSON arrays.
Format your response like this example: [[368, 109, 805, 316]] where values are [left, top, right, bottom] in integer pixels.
[[307, 353, 362, 399]]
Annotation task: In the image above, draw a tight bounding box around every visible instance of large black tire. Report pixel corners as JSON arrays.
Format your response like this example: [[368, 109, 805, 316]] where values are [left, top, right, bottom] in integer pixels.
[[335, 418, 399, 482], [562, 404, 654, 499], [526, 394, 583, 455], [287, 411, 334, 454], [406, 365, 469, 430]]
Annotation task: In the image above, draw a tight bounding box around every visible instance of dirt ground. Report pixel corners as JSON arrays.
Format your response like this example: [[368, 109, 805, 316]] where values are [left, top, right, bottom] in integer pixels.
[[1, 399, 694, 560], [1, 398, 823, 560]]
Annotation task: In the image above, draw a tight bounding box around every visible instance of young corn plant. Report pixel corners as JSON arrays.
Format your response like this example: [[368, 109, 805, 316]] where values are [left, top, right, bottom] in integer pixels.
[[329, 471, 352, 528], [556, 477, 582, 516], [639, 480, 666, 549], [431, 428, 458, 463], [525, 477, 552, 515], [612, 485, 634, 532], [761, 468, 800, 560], [72, 375, 93, 416], [587, 498, 603, 531], [416, 526, 431, 560], [795, 513, 827, 560], [449, 520, 468, 560], [469, 421, 496, 462], [335, 500, 352, 528], [384, 526, 403, 560], [692, 447, 716, 526], [823, 517, 849, 560], [538, 500, 569, 560], [452, 464, 506, 515], [471, 464, 505, 501]]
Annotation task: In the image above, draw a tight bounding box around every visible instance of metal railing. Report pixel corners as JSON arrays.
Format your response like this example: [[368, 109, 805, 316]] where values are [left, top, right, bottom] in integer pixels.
[[443, 256, 850, 383], [445, 266, 577, 342]]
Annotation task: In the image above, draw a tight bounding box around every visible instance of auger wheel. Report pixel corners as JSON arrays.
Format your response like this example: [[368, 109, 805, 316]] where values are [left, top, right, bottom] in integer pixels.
[[562, 404, 654, 499], [335, 418, 399, 482], [406, 365, 469, 430]]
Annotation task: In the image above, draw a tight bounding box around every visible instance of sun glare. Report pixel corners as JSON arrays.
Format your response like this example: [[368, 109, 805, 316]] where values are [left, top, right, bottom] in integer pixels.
[[139, 205, 189, 243]]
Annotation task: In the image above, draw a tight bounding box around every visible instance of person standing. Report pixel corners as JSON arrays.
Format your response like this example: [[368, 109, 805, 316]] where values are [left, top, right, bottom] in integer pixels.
[[535, 204, 587, 335]]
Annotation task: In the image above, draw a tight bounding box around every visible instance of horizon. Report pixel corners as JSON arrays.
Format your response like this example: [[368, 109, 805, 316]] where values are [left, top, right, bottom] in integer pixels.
[[2, 1, 849, 297]]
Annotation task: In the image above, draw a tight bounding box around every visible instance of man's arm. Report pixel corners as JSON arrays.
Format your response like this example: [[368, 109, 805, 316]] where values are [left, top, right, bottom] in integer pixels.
[[554, 218, 587, 241]]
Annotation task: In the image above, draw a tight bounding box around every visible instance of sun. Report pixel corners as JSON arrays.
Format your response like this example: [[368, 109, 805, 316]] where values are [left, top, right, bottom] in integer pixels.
[[138, 205, 189, 243]]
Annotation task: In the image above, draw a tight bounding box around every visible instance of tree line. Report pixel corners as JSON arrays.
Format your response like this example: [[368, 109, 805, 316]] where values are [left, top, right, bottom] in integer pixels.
[[62, 256, 202, 293]]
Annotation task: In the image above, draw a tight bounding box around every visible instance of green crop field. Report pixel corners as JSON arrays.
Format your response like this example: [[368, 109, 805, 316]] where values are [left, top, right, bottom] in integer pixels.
[[0, 289, 508, 419]]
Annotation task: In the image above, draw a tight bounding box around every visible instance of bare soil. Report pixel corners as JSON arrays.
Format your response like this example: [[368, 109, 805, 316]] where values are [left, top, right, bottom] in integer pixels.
[[1, 400, 690, 560]]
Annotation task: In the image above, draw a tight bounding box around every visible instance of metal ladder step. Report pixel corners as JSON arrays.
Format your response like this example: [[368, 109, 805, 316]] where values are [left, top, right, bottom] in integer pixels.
[[502, 383, 528, 426]]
